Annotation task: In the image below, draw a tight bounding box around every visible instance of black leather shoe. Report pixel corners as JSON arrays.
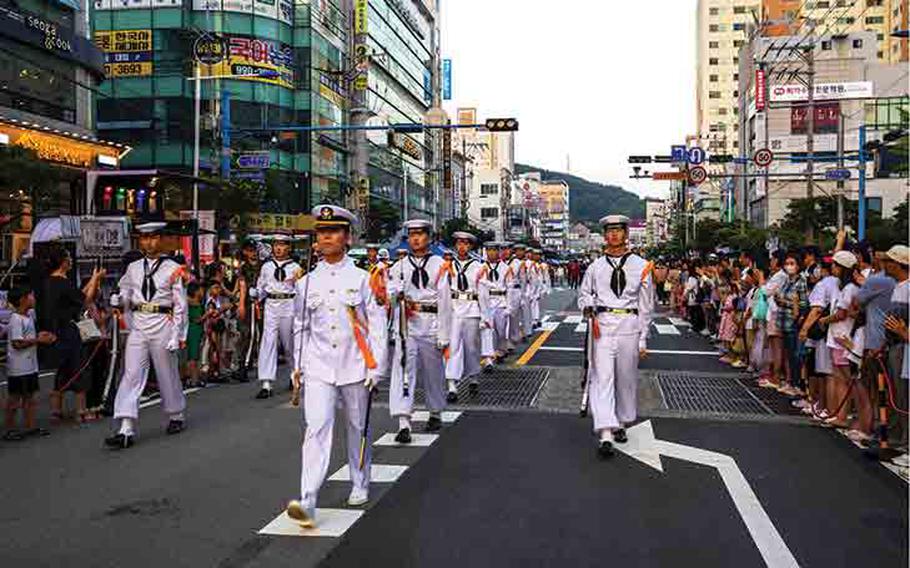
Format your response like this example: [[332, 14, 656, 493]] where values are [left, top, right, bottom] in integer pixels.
[[255, 388, 272, 400], [166, 420, 185, 435], [446, 391, 458, 403], [394, 428, 412, 444], [425, 416, 442, 432], [613, 429, 628, 444], [598, 440, 615, 459], [104, 433, 134, 449]]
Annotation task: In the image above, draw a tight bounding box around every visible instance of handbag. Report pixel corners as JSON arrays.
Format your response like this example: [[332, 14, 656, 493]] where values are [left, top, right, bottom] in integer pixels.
[[76, 311, 103, 343]]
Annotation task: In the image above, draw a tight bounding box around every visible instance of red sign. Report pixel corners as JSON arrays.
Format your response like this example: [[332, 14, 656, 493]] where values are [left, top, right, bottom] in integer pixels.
[[791, 102, 839, 134], [652, 171, 686, 181], [755, 69, 766, 111], [687, 166, 707, 185]]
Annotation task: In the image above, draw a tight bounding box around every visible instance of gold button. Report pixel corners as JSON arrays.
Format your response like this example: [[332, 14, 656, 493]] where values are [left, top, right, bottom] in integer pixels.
[[332, 343, 337, 349], [330, 325, 336, 330], [330, 289, 336, 293]]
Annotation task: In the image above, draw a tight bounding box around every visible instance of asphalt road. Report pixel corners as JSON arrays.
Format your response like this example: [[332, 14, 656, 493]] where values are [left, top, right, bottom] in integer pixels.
[[0, 287, 905, 567]]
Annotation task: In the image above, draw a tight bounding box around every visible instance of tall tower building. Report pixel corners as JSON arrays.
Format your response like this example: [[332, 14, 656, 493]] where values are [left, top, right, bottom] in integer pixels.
[[696, 0, 762, 157], [798, 0, 908, 63]]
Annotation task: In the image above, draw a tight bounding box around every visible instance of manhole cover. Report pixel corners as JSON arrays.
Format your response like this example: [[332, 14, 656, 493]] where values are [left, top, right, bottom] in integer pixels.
[[377, 368, 549, 408], [657, 372, 773, 416]]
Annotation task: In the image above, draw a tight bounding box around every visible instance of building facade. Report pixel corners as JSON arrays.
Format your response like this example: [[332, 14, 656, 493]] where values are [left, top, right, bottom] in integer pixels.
[[537, 179, 569, 250], [644, 197, 669, 247]]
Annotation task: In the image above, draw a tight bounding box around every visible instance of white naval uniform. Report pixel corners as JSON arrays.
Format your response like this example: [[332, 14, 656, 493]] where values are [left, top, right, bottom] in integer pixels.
[[478, 260, 511, 357], [387, 254, 453, 418], [521, 258, 536, 333], [256, 258, 301, 391], [577, 253, 654, 433], [366, 261, 392, 379], [445, 257, 485, 382], [534, 262, 551, 323], [292, 256, 387, 510], [507, 257, 526, 345], [113, 256, 188, 431]]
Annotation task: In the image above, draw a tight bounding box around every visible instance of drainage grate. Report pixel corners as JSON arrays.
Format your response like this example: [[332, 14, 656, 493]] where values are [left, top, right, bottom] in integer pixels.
[[657, 372, 773, 416], [377, 368, 549, 408]]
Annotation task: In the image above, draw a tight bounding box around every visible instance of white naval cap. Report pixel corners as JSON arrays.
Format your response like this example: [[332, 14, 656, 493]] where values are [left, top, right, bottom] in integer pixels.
[[513, 243, 527, 250], [452, 231, 476, 242], [365, 242, 381, 250], [135, 221, 167, 234], [377, 248, 390, 259], [268, 232, 294, 243], [312, 204, 357, 228], [403, 218, 433, 233], [599, 214, 630, 229]]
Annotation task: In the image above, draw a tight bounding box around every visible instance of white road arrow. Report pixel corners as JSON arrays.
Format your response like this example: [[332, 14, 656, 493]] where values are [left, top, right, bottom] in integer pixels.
[[616, 421, 800, 568]]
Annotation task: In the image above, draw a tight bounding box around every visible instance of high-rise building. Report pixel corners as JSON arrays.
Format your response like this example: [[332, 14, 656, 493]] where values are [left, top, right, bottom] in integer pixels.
[[798, 0, 908, 64], [696, 0, 762, 157], [537, 179, 569, 250]]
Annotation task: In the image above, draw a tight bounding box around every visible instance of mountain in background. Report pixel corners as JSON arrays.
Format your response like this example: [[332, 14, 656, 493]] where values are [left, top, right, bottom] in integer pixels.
[[514, 163, 645, 225]]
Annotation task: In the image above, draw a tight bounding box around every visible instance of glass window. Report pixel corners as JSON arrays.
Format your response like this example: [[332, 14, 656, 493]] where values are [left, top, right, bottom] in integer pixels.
[[709, 57, 719, 65], [709, 7, 719, 15], [853, 39, 864, 48], [822, 40, 832, 50], [865, 16, 884, 24], [480, 183, 498, 196], [709, 41, 719, 48], [709, 91, 721, 99], [709, 74, 719, 82], [733, 23, 745, 31], [480, 207, 498, 219], [733, 6, 746, 14]]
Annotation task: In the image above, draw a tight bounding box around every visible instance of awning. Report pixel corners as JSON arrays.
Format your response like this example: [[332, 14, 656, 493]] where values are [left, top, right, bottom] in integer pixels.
[[52, 0, 81, 10]]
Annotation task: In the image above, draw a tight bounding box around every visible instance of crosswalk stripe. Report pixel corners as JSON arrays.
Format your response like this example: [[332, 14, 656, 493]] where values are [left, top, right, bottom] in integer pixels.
[[668, 317, 691, 327], [374, 432, 438, 447], [259, 509, 363, 538], [329, 464, 408, 482], [653, 323, 681, 336], [573, 322, 587, 333], [411, 410, 462, 423], [541, 322, 560, 332], [564, 315, 583, 324]]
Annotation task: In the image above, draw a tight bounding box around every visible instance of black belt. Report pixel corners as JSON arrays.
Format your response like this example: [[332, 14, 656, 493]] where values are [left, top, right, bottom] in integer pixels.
[[411, 303, 438, 314], [595, 307, 638, 315], [452, 291, 478, 301], [490, 290, 507, 296], [512, 285, 522, 289], [267, 292, 296, 300], [132, 303, 173, 315]]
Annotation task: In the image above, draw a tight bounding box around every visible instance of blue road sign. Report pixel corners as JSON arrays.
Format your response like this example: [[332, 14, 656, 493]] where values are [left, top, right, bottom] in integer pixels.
[[237, 152, 270, 169], [687, 146, 706, 165], [671, 145, 687, 163], [442, 59, 452, 100], [825, 169, 851, 181]]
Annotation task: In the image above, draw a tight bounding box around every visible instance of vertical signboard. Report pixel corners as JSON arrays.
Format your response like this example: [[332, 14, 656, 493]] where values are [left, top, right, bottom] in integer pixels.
[[94, 29, 154, 77], [354, 0, 368, 34], [442, 58, 451, 100], [755, 68, 766, 111]]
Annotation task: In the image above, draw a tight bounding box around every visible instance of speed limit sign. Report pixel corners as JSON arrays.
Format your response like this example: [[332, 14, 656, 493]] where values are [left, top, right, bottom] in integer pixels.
[[687, 166, 707, 185], [754, 148, 774, 167]]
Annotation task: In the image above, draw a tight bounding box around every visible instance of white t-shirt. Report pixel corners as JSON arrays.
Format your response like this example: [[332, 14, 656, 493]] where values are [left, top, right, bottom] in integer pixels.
[[7, 311, 38, 377], [827, 282, 859, 350]]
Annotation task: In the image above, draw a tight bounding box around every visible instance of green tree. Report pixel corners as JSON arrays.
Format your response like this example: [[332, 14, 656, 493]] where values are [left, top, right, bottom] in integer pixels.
[[363, 198, 401, 243], [439, 217, 495, 245], [0, 146, 69, 216]]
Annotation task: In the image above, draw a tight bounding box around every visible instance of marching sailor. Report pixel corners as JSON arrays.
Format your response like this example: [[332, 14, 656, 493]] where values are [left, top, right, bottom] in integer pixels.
[[445, 232, 485, 401], [507, 244, 529, 346], [254, 234, 301, 399], [286, 205, 387, 528], [387, 219, 452, 442], [577, 214, 655, 458], [105, 221, 188, 449], [530, 248, 549, 329], [479, 242, 511, 367], [520, 245, 536, 335], [236, 238, 261, 381]]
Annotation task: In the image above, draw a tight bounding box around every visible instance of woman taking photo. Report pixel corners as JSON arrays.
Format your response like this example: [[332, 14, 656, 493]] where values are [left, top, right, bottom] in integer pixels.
[[40, 245, 106, 423]]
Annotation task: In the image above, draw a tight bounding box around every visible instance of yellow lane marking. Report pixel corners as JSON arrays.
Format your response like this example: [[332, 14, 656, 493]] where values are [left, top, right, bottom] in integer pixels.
[[515, 330, 554, 366]]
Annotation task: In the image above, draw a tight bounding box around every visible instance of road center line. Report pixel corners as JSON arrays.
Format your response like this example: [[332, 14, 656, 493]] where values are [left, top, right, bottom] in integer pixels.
[[515, 329, 554, 365], [536, 346, 721, 356]]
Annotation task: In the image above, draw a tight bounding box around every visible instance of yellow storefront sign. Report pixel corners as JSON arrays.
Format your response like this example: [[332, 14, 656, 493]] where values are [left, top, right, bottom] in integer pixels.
[[237, 213, 315, 233], [0, 123, 123, 168], [354, 0, 368, 34], [94, 29, 154, 78]]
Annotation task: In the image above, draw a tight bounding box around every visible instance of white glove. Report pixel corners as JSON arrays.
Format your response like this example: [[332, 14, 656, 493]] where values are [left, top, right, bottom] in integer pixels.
[[109, 293, 121, 308], [437, 341, 449, 351], [165, 337, 181, 352], [363, 375, 380, 389], [249, 287, 259, 299]]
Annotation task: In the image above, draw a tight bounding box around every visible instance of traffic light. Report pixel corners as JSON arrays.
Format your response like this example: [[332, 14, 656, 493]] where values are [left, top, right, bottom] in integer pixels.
[[484, 118, 519, 132]]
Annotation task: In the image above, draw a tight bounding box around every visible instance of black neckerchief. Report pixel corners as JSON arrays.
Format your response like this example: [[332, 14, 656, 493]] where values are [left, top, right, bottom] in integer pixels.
[[409, 254, 432, 289], [455, 258, 475, 291], [486, 261, 500, 282], [272, 259, 292, 282], [604, 253, 632, 298], [142, 257, 165, 301]]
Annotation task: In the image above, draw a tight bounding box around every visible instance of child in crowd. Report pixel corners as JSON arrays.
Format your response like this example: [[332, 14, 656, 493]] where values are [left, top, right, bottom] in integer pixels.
[[4, 287, 55, 440], [185, 282, 205, 388]]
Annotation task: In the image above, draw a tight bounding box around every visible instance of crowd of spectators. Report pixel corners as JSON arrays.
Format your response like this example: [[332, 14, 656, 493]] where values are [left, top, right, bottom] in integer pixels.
[[663, 232, 909, 468]]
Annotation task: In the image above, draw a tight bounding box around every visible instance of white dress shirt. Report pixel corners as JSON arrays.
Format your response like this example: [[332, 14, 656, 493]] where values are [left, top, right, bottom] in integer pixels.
[[387, 253, 453, 344], [293, 256, 387, 385], [577, 253, 655, 349], [118, 256, 188, 346], [257, 258, 301, 317], [450, 257, 485, 319]]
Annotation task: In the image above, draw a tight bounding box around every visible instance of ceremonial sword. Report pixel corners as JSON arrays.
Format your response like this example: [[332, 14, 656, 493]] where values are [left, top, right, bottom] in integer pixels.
[[291, 237, 313, 407]]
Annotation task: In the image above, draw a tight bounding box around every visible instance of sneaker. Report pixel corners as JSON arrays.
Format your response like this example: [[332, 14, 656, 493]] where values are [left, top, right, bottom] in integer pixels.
[[811, 409, 830, 421], [758, 379, 778, 389], [347, 488, 369, 507], [891, 453, 909, 468], [846, 429, 872, 443], [286, 500, 315, 528]]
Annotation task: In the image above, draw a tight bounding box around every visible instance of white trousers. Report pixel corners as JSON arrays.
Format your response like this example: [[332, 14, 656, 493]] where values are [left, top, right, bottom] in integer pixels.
[[481, 307, 510, 357], [390, 334, 446, 417], [114, 328, 185, 422], [587, 332, 640, 432], [258, 306, 294, 387], [531, 296, 541, 324], [508, 303, 523, 344], [521, 299, 534, 334], [446, 316, 481, 381], [300, 381, 370, 509]]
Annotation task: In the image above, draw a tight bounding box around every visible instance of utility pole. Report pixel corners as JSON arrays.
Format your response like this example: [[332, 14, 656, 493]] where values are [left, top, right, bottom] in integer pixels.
[[804, 44, 815, 204], [836, 111, 845, 230], [346, 0, 370, 229]]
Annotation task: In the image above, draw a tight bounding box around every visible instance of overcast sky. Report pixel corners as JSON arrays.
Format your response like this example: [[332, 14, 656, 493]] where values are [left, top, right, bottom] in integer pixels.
[[440, 0, 696, 199]]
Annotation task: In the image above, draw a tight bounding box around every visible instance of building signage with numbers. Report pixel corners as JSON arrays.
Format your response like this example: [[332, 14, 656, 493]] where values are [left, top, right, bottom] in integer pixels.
[[95, 29, 153, 77], [209, 35, 294, 89], [354, 0, 368, 34]]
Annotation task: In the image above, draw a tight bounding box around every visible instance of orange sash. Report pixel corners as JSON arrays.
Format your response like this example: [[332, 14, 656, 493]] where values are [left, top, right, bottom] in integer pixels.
[[346, 306, 377, 369]]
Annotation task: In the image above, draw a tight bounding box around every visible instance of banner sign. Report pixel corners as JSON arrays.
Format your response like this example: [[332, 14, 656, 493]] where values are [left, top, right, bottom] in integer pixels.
[[652, 171, 686, 181], [94, 29, 153, 77], [209, 35, 294, 89], [791, 102, 839, 135], [78, 218, 130, 257], [236, 152, 270, 169], [769, 81, 873, 102], [755, 68, 766, 111], [180, 210, 215, 266], [192, 0, 289, 23], [0, 4, 104, 73], [442, 127, 452, 191], [442, 58, 451, 100], [193, 34, 227, 65], [94, 0, 182, 9]]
